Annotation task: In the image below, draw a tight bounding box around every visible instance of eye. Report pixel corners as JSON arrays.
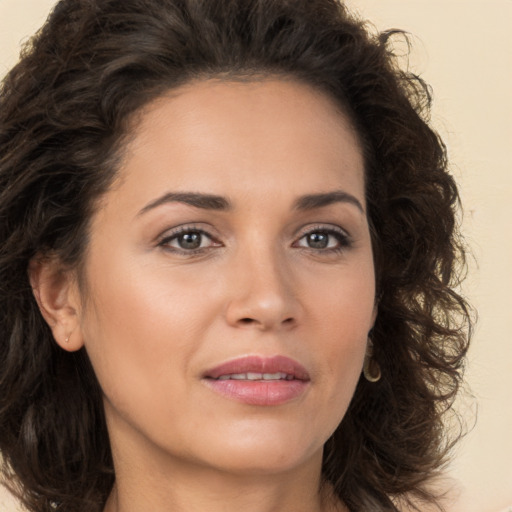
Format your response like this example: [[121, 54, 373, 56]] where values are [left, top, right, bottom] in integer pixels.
[[158, 228, 220, 252], [294, 227, 350, 251]]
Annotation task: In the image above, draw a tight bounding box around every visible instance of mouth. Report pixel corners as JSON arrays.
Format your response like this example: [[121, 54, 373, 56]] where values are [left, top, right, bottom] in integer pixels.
[[215, 372, 296, 381], [203, 354, 310, 381], [202, 355, 310, 406]]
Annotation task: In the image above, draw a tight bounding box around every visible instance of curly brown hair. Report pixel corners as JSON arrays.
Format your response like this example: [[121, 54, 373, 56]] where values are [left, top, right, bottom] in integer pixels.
[[0, 0, 471, 511]]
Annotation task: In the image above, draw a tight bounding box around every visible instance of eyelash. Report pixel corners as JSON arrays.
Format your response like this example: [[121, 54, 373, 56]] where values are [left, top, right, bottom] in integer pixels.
[[157, 225, 352, 256], [293, 225, 352, 254], [158, 226, 221, 255]]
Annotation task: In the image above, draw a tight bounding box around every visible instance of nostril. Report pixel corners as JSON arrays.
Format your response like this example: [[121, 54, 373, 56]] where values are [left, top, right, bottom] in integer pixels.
[[238, 317, 295, 327]]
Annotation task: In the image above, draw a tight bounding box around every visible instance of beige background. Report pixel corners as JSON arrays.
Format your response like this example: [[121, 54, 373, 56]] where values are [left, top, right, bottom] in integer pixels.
[[1, 1, 511, 511]]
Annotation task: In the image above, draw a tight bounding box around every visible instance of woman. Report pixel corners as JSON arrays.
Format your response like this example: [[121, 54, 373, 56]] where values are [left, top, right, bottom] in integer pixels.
[[0, 0, 471, 511]]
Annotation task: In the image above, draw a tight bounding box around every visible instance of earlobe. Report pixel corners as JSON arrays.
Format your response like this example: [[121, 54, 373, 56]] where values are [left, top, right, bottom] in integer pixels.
[[28, 255, 84, 352]]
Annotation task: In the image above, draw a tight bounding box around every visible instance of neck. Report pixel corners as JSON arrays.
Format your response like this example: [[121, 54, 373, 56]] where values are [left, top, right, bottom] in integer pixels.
[[103, 434, 346, 512], [104, 471, 345, 512]]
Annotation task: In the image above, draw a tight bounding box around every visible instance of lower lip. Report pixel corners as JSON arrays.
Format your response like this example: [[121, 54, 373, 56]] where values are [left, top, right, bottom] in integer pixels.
[[203, 379, 308, 406]]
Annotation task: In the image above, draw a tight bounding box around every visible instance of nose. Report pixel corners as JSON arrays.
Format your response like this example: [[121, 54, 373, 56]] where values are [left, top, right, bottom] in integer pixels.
[[224, 246, 300, 332]]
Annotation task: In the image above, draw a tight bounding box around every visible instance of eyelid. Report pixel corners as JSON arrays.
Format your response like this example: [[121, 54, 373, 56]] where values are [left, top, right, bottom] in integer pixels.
[[292, 223, 352, 251], [295, 223, 351, 240], [155, 222, 352, 255], [157, 224, 222, 252]]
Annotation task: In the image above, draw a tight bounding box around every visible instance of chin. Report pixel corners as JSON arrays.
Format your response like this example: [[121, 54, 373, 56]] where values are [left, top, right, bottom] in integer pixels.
[[207, 451, 318, 477], [187, 424, 325, 476]]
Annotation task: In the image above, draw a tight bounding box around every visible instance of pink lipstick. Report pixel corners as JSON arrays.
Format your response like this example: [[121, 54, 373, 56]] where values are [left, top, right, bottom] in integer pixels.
[[202, 355, 310, 406]]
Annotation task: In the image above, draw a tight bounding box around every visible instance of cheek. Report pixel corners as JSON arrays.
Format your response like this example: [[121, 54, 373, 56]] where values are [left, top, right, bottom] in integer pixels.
[[303, 260, 374, 399], [78, 261, 216, 409], [304, 257, 375, 336]]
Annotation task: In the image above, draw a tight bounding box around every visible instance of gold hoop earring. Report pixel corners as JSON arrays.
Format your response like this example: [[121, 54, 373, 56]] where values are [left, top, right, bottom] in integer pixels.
[[363, 340, 381, 383]]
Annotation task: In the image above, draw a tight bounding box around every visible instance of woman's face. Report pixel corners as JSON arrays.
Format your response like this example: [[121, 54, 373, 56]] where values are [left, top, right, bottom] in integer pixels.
[[76, 79, 376, 476]]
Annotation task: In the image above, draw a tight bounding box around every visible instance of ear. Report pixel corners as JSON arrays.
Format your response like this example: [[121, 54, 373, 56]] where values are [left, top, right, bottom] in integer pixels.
[[365, 304, 379, 354], [370, 302, 378, 332], [28, 255, 84, 352]]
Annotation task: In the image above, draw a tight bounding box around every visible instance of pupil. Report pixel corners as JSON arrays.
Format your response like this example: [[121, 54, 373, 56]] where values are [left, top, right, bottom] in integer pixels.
[[308, 232, 328, 249], [179, 232, 202, 249]]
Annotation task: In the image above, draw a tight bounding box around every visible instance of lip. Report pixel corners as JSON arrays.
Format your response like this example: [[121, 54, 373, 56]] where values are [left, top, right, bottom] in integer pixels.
[[202, 355, 310, 406]]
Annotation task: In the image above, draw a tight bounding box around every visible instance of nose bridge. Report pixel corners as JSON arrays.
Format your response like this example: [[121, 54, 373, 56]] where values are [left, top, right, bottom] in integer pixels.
[[225, 235, 299, 330]]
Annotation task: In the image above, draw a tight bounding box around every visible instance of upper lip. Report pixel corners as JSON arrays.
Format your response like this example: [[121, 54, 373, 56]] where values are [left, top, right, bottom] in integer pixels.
[[203, 355, 310, 381]]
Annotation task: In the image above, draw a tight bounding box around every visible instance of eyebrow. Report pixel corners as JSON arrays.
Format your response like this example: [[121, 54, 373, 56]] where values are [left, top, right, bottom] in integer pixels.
[[294, 191, 365, 213], [137, 192, 231, 216], [137, 189, 364, 217]]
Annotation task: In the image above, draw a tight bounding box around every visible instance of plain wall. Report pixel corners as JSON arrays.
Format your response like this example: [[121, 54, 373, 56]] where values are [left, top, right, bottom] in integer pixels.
[[1, 1, 511, 511]]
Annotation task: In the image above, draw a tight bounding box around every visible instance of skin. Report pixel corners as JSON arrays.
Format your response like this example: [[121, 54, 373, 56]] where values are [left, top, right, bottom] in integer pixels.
[[32, 79, 376, 512]]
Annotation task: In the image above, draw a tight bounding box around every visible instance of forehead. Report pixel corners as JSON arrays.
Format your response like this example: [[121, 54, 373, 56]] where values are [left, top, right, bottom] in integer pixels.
[[112, 78, 365, 209]]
